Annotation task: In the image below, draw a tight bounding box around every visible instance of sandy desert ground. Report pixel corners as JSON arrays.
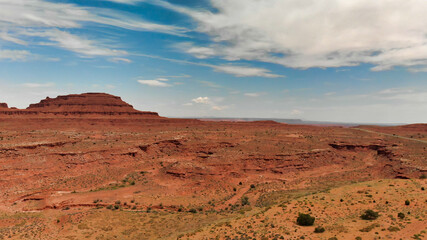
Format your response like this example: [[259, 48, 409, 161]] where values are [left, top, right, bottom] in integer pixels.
[[0, 93, 425, 240]]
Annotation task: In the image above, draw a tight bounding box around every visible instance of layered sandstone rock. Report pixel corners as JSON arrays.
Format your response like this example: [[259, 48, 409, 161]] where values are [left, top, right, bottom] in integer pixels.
[[1, 93, 160, 117], [0, 103, 8, 108]]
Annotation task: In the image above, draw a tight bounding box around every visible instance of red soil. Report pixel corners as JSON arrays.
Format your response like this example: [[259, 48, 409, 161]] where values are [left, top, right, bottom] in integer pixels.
[[0, 93, 425, 239]]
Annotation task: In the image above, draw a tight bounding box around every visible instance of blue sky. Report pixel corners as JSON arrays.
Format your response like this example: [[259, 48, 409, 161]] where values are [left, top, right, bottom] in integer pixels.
[[0, 0, 426, 123]]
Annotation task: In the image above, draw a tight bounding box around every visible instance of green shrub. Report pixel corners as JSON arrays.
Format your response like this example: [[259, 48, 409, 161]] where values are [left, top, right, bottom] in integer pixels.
[[405, 200, 410, 205], [360, 210, 379, 220], [314, 226, 325, 233], [296, 213, 315, 226], [398, 212, 405, 219], [188, 208, 197, 213]]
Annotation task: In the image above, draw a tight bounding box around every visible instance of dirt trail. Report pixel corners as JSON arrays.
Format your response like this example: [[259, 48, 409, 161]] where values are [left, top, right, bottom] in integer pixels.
[[216, 185, 251, 210]]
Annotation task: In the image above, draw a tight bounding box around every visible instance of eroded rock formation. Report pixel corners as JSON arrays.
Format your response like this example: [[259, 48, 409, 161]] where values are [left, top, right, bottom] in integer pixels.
[[0, 93, 159, 117]]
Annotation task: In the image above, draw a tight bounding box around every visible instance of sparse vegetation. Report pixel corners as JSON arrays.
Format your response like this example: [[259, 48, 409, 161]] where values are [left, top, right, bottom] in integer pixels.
[[297, 213, 315, 226], [241, 196, 250, 206], [360, 210, 379, 220]]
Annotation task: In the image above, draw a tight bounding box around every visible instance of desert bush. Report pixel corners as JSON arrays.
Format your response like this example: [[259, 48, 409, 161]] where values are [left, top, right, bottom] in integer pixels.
[[388, 226, 400, 232], [314, 226, 325, 233], [359, 223, 379, 232], [405, 200, 410, 205], [328, 237, 338, 240], [398, 212, 405, 219], [188, 208, 197, 213], [296, 213, 315, 226], [241, 196, 250, 206], [250, 184, 255, 189], [360, 210, 379, 220]]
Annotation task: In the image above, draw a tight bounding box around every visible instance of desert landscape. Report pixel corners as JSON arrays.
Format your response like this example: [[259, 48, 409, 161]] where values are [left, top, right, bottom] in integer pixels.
[[0, 93, 425, 240]]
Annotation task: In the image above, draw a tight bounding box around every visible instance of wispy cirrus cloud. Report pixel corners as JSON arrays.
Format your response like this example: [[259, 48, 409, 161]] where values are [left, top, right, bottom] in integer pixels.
[[137, 78, 172, 87], [133, 52, 283, 78], [0, 49, 31, 61], [244, 92, 264, 97], [21, 82, 55, 88], [0, 0, 186, 60], [103, 0, 145, 5], [212, 65, 282, 78]]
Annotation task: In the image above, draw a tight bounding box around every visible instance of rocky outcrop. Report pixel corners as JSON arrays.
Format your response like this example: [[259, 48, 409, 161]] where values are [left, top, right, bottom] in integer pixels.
[[0, 103, 8, 108], [0, 93, 160, 117]]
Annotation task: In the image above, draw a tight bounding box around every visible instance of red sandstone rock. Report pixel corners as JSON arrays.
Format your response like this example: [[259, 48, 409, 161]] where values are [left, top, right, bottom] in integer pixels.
[[0, 103, 8, 108], [1, 93, 159, 117]]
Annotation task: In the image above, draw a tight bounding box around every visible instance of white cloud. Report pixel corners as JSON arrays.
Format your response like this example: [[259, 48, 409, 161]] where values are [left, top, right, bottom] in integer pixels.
[[133, 52, 282, 78], [244, 92, 263, 97], [110, 57, 132, 63], [0, 32, 27, 45], [378, 88, 414, 95], [212, 105, 228, 111], [137, 78, 171, 87], [212, 65, 282, 78], [162, 0, 427, 71], [376, 89, 427, 103], [175, 42, 216, 59], [21, 82, 55, 88], [104, 0, 144, 4], [199, 80, 222, 89], [290, 109, 303, 116], [192, 97, 210, 104], [324, 92, 336, 96], [24, 29, 127, 57], [187, 96, 228, 111], [0, 49, 31, 61], [0, 0, 186, 59]]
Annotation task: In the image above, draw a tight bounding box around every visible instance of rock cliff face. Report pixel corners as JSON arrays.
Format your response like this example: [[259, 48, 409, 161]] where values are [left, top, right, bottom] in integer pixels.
[[0, 93, 160, 117], [0, 103, 8, 108]]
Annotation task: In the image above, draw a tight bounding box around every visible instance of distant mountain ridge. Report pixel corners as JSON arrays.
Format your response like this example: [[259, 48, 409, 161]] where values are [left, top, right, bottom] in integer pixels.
[[193, 117, 407, 127]]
